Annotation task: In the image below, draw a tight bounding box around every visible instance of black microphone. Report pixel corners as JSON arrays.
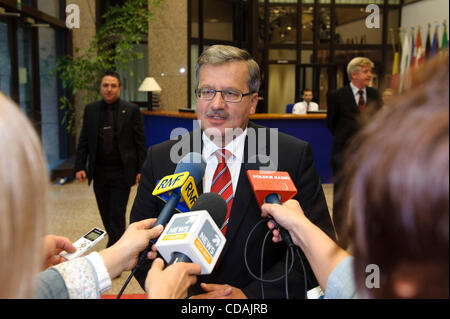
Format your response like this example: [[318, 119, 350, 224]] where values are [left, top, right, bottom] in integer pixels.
[[190, 192, 228, 229]]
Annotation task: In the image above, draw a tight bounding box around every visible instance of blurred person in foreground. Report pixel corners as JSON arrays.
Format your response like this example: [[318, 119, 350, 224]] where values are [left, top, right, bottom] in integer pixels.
[[0, 92, 200, 299], [261, 53, 449, 298]]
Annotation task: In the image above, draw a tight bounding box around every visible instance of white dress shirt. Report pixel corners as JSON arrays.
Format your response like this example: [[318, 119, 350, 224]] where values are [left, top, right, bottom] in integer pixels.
[[202, 128, 247, 195], [292, 101, 319, 114], [350, 82, 367, 106]]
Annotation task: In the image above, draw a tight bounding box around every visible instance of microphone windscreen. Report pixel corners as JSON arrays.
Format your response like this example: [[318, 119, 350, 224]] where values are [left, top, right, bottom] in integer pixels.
[[191, 192, 227, 228], [174, 152, 206, 184]]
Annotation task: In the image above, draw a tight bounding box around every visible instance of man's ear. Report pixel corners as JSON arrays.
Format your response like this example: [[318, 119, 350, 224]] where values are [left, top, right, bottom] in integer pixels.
[[249, 93, 258, 115]]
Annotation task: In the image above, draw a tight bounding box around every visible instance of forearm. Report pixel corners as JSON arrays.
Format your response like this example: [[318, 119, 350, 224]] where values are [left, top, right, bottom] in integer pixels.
[[98, 247, 126, 279], [36, 253, 110, 299], [292, 217, 349, 291]]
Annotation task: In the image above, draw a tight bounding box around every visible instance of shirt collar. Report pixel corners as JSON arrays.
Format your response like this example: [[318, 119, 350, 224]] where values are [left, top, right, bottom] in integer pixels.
[[103, 98, 120, 108], [350, 82, 366, 96], [202, 128, 248, 163]]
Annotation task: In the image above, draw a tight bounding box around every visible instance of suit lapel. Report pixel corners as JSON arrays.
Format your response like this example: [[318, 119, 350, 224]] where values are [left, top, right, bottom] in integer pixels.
[[219, 123, 259, 258], [116, 99, 127, 136], [222, 161, 254, 254], [344, 85, 358, 111], [190, 129, 204, 194], [91, 102, 102, 148]]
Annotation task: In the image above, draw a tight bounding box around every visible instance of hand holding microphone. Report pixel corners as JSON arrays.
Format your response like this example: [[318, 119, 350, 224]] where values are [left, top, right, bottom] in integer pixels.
[[247, 166, 298, 248], [261, 200, 307, 248], [143, 193, 227, 299], [98, 218, 164, 279], [145, 258, 201, 299], [117, 153, 206, 298], [135, 152, 206, 268]]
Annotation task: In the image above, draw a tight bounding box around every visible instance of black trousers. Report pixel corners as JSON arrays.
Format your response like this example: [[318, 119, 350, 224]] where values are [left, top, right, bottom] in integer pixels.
[[93, 166, 131, 247]]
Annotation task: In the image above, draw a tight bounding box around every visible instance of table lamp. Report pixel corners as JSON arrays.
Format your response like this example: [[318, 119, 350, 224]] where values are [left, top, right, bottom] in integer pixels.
[[138, 77, 161, 110]]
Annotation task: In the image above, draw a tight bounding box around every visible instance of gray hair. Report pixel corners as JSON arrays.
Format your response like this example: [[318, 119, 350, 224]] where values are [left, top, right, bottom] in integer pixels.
[[347, 57, 374, 79], [195, 45, 261, 93]]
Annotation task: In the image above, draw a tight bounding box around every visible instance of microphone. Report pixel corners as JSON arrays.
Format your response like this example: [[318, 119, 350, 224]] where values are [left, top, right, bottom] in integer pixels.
[[135, 152, 205, 269], [189, 192, 228, 229], [155, 193, 227, 274], [151, 152, 206, 228], [161, 192, 227, 264], [246, 155, 297, 248], [117, 153, 206, 299]]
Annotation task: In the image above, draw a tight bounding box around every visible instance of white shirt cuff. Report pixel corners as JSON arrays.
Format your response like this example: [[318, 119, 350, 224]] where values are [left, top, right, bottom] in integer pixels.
[[85, 252, 112, 294]]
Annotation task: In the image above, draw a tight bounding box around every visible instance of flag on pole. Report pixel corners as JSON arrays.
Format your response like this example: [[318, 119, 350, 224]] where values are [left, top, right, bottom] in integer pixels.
[[399, 30, 411, 94], [442, 23, 448, 51], [415, 26, 424, 67], [410, 28, 416, 67], [425, 24, 432, 59], [431, 25, 439, 57], [390, 28, 400, 93], [390, 52, 400, 93]]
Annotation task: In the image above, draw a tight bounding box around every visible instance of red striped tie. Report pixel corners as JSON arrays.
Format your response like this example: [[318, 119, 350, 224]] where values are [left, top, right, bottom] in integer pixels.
[[358, 90, 365, 111], [210, 149, 233, 235]]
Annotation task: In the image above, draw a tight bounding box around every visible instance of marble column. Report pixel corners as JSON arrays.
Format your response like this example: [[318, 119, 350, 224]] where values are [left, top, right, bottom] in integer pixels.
[[148, 0, 188, 111]]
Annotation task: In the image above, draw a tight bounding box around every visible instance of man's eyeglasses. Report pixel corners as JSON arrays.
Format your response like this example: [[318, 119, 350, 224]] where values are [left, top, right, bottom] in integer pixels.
[[195, 88, 253, 103]]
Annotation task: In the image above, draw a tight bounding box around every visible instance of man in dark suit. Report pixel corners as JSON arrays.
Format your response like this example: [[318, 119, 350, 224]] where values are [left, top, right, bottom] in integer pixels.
[[74, 71, 147, 248], [326, 57, 381, 237], [130, 45, 335, 299]]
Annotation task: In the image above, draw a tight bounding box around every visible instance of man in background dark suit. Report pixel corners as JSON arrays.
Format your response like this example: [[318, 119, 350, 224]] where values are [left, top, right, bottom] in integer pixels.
[[74, 71, 147, 248], [326, 57, 381, 237], [130, 45, 335, 298]]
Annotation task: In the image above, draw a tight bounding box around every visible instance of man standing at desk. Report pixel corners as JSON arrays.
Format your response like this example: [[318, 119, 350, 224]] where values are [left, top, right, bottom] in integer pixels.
[[326, 57, 381, 237], [74, 71, 147, 248], [292, 89, 319, 114], [130, 45, 335, 298]]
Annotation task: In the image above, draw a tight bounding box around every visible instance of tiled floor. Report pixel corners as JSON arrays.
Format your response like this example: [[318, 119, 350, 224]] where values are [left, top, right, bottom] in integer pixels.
[[46, 180, 334, 296], [47, 181, 143, 295]]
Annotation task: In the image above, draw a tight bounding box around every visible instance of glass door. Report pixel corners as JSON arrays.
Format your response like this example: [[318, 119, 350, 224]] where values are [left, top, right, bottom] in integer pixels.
[[17, 25, 34, 119], [0, 20, 12, 96]]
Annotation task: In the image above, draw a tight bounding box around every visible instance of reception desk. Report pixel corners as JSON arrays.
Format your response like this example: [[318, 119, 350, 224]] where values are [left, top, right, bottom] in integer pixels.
[[141, 110, 333, 183]]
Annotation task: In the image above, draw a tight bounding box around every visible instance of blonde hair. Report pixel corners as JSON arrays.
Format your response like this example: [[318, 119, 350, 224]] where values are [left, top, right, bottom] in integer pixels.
[[347, 57, 374, 79], [0, 93, 48, 298]]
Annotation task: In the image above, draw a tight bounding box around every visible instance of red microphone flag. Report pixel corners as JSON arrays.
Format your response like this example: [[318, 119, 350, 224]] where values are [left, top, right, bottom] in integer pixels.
[[247, 170, 298, 207]]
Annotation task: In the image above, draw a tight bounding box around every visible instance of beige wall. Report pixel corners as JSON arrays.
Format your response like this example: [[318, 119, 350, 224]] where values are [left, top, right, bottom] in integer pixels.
[[68, 0, 189, 125], [67, 0, 96, 56], [268, 64, 296, 114], [66, 0, 97, 138], [148, 0, 188, 111]]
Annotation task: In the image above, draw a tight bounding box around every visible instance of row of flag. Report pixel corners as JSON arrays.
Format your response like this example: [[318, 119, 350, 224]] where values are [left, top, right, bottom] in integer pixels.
[[391, 21, 448, 94]]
